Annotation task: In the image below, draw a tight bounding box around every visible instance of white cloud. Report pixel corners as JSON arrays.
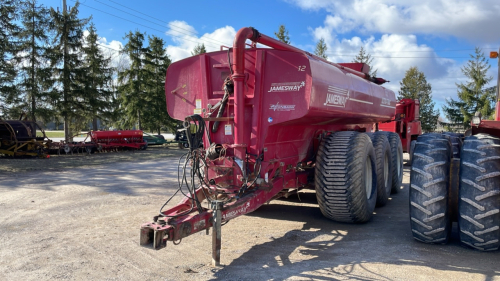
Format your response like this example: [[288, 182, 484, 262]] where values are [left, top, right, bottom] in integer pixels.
[[315, 30, 450, 84], [83, 30, 128, 70], [165, 21, 236, 62], [293, 0, 500, 119], [288, 0, 500, 42]]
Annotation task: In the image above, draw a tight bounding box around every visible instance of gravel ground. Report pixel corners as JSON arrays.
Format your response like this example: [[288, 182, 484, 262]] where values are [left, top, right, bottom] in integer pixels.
[[0, 151, 499, 280], [0, 144, 186, 173]]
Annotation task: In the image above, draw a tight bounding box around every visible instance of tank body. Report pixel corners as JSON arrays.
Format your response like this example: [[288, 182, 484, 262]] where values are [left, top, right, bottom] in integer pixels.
[[166, 49, 396, 162]]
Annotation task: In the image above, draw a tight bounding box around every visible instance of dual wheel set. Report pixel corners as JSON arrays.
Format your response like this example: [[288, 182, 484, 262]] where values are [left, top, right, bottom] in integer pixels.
[[410, 133, 500, 251], [314, 131, 403, 223]]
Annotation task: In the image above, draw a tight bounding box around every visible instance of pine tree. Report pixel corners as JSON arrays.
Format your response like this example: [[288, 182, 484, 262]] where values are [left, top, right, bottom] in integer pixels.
[[442, 47, 495, 129], [353, 46, 377, 77], [118, 30, 149, 130], [191, 43, 206, 56], [441, 98, 467, 131], [80, 22, 115, 131], [0, 0, 20, 118], [398, 66, 439, 132], [314, 38, 328, 60], [143, 35, 175, 134], [49, 2, 90, 141], [108, 51, 128, 130], [274, 25, 290, 44], [15, 0, 53, 123]]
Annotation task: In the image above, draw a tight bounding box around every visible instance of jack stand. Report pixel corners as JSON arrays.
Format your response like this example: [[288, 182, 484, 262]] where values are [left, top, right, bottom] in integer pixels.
[[211, 200, 223, 266]]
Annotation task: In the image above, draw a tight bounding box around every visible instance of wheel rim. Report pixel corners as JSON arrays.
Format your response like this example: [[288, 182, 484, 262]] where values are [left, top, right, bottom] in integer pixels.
[[384, 153, 389, 190], [365, 156, 373, 199]]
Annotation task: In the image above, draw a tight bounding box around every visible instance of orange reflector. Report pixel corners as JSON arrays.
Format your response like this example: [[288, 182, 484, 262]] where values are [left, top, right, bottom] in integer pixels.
[[490, 51, 499, 59]]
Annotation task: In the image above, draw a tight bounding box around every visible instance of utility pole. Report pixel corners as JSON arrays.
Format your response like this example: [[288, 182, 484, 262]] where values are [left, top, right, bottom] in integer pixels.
[[30, 0, 36, 122], [62, 0, 70, 142]]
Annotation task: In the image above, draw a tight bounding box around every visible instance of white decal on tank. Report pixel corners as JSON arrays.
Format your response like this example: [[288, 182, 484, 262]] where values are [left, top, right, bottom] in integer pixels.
[[325, 93, 348, 107], [350, 98, 373, 104], [269, 102, 296, 111], [223, 202, 251, 220], [324, 85, 349, 107], [268, 81, 305, 92], [324, 85, 376, 106], [380, 97, 395, 109]]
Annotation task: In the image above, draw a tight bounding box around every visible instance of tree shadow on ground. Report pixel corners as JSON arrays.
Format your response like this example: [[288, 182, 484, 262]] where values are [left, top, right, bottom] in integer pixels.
[[211, 173, 500, 280]]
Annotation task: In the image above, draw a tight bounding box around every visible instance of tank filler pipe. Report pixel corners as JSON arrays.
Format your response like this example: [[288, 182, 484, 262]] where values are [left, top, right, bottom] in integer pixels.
[[231, 27, 259, 160], [235, 27, 375, 80], [495, 47, 500, 121], [231, 27, 377, 158]]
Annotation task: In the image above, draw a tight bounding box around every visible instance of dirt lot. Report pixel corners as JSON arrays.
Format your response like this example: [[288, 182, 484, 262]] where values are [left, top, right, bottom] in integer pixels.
[[1, 147, 499, 280]]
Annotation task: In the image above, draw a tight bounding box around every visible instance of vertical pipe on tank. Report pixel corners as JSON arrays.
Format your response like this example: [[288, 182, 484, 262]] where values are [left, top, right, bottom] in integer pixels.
[[232, 28, 258, 159], [495, 48, 500, 121]]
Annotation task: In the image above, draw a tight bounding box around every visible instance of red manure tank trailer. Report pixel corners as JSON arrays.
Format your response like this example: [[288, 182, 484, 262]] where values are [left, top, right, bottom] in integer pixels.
[[140, 27, 408, 264]]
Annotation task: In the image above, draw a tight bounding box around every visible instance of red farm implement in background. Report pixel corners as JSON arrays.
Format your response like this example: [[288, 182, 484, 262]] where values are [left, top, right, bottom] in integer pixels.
[[379, 98, 422, 162], [46, 130, 148, 155], [90, 130, 148, 151], [408, 48, 500, 251], [140, 27, 409, 265]]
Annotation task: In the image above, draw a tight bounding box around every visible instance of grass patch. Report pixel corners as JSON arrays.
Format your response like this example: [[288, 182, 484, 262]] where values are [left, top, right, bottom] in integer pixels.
[[37, 131, 89, 138], [40, 131, 65, 138]]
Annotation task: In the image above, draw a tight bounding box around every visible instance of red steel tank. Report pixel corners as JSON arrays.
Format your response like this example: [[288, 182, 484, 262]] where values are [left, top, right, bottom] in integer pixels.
[[166, 30, 396, 165]]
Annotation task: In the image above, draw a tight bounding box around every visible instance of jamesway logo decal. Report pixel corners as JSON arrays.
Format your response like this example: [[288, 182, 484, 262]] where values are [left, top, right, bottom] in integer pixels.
[[380, 97, 395, 108], [268, 81, 305, 92], [269, 102, 296, 111], [223, 202, 251, 220], [324, 85, 349, 108]]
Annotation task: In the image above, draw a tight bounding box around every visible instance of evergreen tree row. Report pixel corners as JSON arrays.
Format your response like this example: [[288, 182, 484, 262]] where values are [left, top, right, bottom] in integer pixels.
[[0, 0, 176, 141]]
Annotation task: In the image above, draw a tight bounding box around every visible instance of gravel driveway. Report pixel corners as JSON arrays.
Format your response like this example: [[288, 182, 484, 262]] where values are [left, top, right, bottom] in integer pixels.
[[1, 149, 499, 280]]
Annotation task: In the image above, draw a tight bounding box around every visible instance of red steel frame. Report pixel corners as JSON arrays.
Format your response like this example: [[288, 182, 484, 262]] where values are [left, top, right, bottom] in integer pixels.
[[378, 98, 422, 152], [140, 27, 400, 253], [471, 47, 500, 137]]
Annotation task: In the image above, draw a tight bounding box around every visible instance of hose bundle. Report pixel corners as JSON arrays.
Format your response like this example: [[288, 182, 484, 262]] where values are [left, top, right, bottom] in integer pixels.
[[158, 115, 231, 218]]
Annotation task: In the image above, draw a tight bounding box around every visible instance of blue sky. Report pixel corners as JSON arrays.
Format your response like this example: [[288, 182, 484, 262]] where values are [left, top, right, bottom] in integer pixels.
[[41, 0, 500, 117]]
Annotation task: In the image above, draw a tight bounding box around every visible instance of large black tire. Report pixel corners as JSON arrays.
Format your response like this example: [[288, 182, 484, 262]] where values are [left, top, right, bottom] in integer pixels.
[[315, 131, 377, 223], [409, 133, 452, 244], [379, 132, 403, 194], [367, 132, 393, 207], [458, 134, 500, 251], [443, 132, 462, 158], [408, 140, 417, 166]]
